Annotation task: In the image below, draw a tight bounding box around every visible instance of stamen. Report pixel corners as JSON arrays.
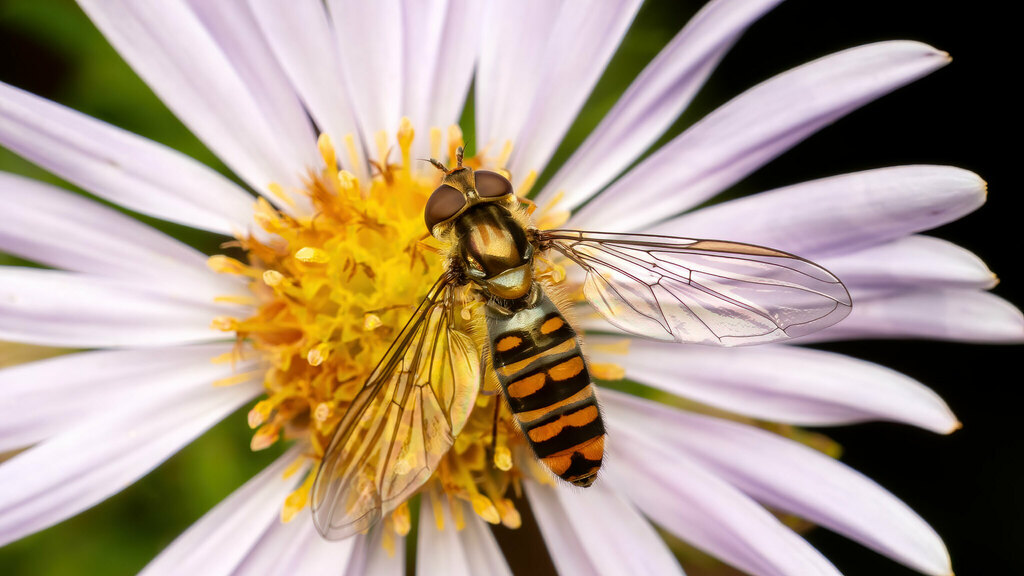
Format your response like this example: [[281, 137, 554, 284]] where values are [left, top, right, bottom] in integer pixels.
[[295, 247, 330, 264], [496, 139, 514, 169], [429, 127, 442, 163], [343, 133, 362, 178], [397, 117, 414, 175], [591, 363, 626, 381]]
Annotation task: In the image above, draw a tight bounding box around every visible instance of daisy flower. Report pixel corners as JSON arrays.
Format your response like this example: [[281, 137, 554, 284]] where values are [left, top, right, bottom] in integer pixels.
[[0, 1, 1020, 575]]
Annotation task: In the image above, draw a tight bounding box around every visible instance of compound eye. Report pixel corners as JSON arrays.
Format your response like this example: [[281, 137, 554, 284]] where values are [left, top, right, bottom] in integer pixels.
[[474, 170, 514, 199], [424, 184, 466, 231]]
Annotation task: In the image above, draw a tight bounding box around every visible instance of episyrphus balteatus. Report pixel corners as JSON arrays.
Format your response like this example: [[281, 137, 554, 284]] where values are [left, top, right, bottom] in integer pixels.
[[310, 148, 852, 539]]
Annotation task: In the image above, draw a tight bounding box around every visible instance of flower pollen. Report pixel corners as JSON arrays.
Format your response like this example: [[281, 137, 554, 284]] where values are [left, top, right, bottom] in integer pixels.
[[209, 122, 566, 540]]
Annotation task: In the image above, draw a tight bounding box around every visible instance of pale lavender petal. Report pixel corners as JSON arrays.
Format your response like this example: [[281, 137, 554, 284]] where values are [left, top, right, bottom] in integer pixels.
[[249, 0, 365, 173], [522, 482, 601, 575], [186, 0, 320, 170], [0, 344, 244, 451], [417, 491, 511, 576], [474, 0, 562, 158], [232, 507, 357, 576], [345, 528, 403, 576], [0, 376, 262, 547], [536, 0, 784, 210], [0, 80, 254, 234], [799, 288, 1024, 343], [507, 0, 642, 180], [572, 42, 950, 231], [423, 1, 483, 155], [0, 172, 245, 300], [526, 480, 685, 576], [604, 428, 841, 576], [401, 0, 483, 162], [142, 446, 307, 576], [820, 236, 997, 291], [76, 0, 311, 202], [648, 166, 986, 257], [588, 336, 959, 432], [604, 391, 953, 576], [0, 267, 230, 348], [327, 0, 403, 157]]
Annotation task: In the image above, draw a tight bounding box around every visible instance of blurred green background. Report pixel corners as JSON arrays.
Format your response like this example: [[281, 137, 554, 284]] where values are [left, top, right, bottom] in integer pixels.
[[0, 0, 1018, 574]]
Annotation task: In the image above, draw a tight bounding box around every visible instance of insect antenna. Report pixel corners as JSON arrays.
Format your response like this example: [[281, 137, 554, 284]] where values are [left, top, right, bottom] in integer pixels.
[[455, 146, 464, 168], [421, 158, 449, 173]]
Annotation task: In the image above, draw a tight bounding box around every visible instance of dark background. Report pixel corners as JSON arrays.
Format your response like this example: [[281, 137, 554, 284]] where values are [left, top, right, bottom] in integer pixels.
[[0, 0, 1018, 574]]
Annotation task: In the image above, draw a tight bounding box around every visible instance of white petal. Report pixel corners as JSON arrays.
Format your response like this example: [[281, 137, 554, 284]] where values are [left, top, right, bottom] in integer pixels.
[[507, 0, 642, 180], [0, 172, 245, 300], [327, 0, 403, 158], [605, 429, 841, 576], [0, 375, 261, 547], [525, 480, 685, 576], [232, 517, 356, 576], [0, 267, 230, 348], [522, 482, 601, 575], [249, 0, 364, 173], [0, 80, 254, 234], [186, 0, 320, 170], [76, 0, 312, 201], [536, 0, 784, 210], [423, 1, 482, 150], [416, 491, 511, 576], [798, 288, 1024, 344], [401, 0, 483, 161], [588, 336, 959, 432], [604, 391, 953, 576], [474, 0, 563, 157], [648, 166, 986, 257], [344, 528, 404, 576], [142, 446, 307, 576], [820, 235, 997, 291], [0, 343, 243, 451], [572, 41, 950, 231]]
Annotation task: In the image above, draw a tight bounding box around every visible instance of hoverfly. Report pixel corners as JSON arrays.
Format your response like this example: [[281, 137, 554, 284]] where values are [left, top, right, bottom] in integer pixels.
[[311, 149, 852, 539]]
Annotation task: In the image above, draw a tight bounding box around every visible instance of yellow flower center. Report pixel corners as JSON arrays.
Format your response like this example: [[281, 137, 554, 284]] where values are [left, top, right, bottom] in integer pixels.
[[208, 120, 570, 547]]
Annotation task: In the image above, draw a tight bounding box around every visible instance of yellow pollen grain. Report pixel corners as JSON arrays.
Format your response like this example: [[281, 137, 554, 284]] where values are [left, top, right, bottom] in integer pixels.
[[343, 133, 362, 178], [591, 362, 626, 381], [211, 316, 237, 331], [429, 127, 442, 162], [494, 445, 513, 471], [471, 494, 500, 525], [307, 344, 329, 366], [398, 117, 414, 173], [207, 255, 251, 276], [313, 402, 332, 423], [268, 182, 297, 208], [392, 501, 412, 536], [374, 130, 389, 170], [281, 471, 315, 522], [213, 371, 257, 387], [363, 313, 383, 330], [496, 498, 522, 529], [318, 133, 338, 172], [262, 269, 285, 287], [517, 170, 538, 197], [251, 423, 280, 451], [295, 246, 329, 264]]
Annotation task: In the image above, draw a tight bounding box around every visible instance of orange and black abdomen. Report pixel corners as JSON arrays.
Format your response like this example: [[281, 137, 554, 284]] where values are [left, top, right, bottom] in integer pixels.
[[485, 287, 604, 487]]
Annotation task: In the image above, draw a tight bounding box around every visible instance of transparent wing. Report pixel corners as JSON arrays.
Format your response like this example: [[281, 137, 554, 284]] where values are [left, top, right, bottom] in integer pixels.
[[311, 275, 480, 540], [539, 230, 852, 346]]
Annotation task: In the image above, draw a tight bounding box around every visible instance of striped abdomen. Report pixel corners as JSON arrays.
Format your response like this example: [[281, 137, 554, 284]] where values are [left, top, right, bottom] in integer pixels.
[[485, 287, 604, 487]]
